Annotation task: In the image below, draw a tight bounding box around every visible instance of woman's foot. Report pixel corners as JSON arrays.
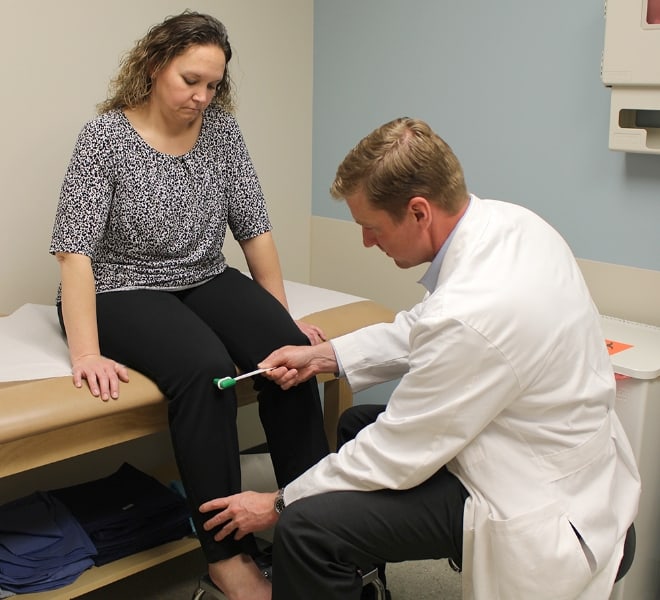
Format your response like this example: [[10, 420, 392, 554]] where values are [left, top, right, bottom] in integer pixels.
[[208, 553, 271, 600]]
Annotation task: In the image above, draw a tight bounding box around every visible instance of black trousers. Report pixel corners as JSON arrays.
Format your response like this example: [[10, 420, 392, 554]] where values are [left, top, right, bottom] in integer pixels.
[[272, 404, 469, 600], [58, 268, 329, 563]]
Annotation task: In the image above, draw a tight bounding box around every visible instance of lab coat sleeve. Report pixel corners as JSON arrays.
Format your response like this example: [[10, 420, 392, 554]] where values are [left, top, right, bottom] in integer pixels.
[[330, 299, 425, 392], [284, 316, 520, 503]]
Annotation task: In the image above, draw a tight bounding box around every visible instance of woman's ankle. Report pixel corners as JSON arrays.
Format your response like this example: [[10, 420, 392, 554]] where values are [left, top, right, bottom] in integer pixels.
[[208, 554, 271, 600]]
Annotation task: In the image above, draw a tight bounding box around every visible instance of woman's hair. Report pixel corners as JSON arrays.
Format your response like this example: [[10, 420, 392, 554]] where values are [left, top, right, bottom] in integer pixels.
[[330, 117, 468, 220], [98, 11, 234, 114]]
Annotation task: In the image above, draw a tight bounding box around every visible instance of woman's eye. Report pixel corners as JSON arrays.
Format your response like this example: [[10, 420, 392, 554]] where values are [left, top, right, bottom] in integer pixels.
[[183, 77, 196, 85]]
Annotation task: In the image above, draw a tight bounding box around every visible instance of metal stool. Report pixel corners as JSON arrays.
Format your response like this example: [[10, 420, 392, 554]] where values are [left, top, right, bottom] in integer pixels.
[[191, 565, 387, 599], [359, 566, 388, 600], [190, 574, 223, 600]]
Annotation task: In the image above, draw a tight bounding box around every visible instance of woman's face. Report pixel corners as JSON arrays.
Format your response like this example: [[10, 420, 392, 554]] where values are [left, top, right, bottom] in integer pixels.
[[150, 44, 226, 123]]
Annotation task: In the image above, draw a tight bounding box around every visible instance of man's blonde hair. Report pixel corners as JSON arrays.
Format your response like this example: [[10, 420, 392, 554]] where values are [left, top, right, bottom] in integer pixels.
[[330, 118, 468, 220]]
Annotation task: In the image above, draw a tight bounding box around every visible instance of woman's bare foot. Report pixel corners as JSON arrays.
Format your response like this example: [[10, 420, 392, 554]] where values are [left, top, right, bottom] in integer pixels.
[[208, 553, 271, 600]]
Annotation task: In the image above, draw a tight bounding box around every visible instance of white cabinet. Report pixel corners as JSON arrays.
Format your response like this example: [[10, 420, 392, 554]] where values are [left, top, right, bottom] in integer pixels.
[[602, 0, 660, 153], [602, 316, 660, 600]]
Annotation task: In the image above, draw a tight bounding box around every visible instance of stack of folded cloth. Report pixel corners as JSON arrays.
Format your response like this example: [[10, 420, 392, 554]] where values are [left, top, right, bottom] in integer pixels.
[[0, 492, 97, 596], [50, 463, 193, 566]]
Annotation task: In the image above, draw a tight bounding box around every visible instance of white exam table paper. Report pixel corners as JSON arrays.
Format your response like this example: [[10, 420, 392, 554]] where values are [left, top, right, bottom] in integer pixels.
[[0, 282, 365, 383]]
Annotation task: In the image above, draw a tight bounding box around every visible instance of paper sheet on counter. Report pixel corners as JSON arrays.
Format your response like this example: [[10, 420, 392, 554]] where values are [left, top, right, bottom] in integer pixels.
[[0, 303, 71, 382]]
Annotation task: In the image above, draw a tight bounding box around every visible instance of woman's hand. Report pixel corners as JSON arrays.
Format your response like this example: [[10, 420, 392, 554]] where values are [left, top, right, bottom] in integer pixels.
[[295, 320, 327, 345], [72, 353, 130, 401], [56, 252, 128, 400]]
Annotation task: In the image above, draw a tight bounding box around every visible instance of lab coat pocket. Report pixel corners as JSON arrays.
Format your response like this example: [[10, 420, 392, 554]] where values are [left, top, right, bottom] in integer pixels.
[[488, 501, 591, 600]]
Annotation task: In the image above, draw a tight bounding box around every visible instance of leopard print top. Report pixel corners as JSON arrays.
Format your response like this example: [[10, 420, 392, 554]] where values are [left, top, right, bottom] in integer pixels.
[[50, 106, 271, 300]]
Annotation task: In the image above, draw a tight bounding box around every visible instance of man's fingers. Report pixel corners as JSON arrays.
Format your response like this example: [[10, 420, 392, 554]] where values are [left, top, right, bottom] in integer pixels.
[[199, 498, 229, 514]]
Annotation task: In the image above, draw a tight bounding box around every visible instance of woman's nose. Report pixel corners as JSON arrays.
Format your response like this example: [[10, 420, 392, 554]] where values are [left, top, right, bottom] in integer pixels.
[[192, 86, 212, 104]]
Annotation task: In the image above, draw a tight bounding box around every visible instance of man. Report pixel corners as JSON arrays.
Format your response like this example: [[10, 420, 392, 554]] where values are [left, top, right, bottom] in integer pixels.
[[199, 118, 640, 600]]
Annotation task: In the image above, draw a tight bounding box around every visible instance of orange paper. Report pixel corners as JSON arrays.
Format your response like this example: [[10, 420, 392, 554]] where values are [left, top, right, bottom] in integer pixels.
[[605, 339, 633, 356], [605, 339, 633, 380]]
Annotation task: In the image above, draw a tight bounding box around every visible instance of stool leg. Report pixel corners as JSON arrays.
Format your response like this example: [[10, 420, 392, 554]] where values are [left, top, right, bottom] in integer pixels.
[[192, 574, 227, 599], [191, 588, 205, 600], [369, 577, 387, 600], [361, 567, 387, 600]]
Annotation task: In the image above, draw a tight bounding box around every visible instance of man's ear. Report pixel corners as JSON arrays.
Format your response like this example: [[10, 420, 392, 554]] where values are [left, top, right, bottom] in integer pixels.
[[409, 196, 432, 224]]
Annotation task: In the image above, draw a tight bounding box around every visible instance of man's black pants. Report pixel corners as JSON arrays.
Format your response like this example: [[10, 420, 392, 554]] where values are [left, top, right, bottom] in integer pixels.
[[272, 403, 469, 600]]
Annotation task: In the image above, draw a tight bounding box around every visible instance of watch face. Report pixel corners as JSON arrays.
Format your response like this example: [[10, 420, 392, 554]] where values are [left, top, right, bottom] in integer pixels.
[[275, 490, 286, 514], [275, 497, 284, 514]]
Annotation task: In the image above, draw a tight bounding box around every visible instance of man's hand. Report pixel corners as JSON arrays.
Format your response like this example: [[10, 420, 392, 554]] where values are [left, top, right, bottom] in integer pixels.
[[258, 341, 338, 390], [199, 491, 279, 541]]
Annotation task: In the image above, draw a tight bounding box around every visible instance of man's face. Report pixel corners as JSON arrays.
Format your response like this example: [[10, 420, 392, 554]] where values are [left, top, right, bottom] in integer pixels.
[[345, 189, 426, 269]]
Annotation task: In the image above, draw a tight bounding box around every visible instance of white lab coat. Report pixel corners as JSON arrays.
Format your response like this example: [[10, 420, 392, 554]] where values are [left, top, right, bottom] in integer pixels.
[[285, 196, 640, 599]]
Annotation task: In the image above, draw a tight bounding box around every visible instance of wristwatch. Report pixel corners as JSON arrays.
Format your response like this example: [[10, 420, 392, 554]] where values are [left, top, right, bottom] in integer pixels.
[[274, 487, 286, 514]]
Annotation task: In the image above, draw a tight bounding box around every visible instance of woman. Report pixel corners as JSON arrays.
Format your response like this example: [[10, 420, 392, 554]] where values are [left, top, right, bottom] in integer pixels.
[[50, 11, 328, 599]]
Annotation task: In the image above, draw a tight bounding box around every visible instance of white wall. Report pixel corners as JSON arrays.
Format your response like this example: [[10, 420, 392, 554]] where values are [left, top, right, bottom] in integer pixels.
[[0, 0, 314, 315], [309, 1, 660, 332], [311, 1, 660, 275]]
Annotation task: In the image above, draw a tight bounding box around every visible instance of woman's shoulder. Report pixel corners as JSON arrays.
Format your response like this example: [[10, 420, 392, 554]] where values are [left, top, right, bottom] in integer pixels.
[[203, 104, 240, 131], [79, 110, 128, 139], [69, 111, 131, 162]]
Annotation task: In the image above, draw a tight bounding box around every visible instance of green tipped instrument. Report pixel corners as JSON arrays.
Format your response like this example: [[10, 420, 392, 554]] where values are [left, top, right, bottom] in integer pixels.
[[213, 367, 274, 390]]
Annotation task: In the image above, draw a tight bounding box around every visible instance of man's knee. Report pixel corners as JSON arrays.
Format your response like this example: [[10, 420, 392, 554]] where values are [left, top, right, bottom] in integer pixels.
[[274, 498, 315, 557]]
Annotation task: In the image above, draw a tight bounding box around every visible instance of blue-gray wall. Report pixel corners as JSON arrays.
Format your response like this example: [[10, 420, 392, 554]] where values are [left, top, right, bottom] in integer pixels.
[[312, 0, 660, 272]]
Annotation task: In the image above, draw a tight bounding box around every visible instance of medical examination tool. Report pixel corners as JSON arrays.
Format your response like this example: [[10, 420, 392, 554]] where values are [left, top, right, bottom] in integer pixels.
[[213, 367, 275, 390]]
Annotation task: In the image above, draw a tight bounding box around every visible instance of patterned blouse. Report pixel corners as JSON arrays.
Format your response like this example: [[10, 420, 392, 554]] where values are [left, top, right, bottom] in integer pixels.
[[50, 106, 271, 300]]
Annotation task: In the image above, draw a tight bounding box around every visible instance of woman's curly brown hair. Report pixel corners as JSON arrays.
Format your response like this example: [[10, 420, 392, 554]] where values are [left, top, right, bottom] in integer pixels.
[[98, 11, 234, 114]]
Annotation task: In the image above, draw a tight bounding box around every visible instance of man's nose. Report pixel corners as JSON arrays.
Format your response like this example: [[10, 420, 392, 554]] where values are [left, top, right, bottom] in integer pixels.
[[362, 228, 376, 248]]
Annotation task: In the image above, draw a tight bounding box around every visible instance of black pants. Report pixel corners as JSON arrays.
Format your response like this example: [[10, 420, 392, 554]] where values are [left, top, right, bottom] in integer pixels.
[[272, 404, 469, 600], [58, 268, 329, 563]]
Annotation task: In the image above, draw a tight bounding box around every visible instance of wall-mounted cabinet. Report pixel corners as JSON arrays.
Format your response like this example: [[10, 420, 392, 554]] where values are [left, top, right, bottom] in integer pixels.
[[602, 0, 660, 153]]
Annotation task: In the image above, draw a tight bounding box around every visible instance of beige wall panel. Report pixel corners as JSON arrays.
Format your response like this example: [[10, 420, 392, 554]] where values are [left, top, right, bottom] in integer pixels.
[[578, 258, 660, 328], [311, 217, 660, 328], [310, 216, 426, 313]]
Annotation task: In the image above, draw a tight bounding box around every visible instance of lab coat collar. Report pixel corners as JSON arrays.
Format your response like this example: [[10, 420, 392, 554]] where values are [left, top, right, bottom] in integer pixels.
[[418, 194, 474, 292]]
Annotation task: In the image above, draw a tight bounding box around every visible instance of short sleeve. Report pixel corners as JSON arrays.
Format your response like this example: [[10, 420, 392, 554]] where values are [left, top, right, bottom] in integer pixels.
[[49, 119, 115, 257], [219, 115, 272, 241]]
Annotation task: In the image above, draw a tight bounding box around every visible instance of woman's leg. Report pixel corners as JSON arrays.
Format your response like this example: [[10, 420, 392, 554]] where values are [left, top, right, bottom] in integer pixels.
[[181, 268, 329, 485], [94, 289, 259, 563]]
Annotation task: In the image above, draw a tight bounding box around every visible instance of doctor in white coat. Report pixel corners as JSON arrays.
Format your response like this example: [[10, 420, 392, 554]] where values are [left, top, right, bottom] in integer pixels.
[[199, 117, 640, 600]]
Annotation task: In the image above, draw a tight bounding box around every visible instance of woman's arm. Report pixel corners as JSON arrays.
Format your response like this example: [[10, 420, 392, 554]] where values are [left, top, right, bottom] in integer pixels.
[[239, 232, 325, 344], [239, 232, 288, 308], [55, 252, 129, 399]]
